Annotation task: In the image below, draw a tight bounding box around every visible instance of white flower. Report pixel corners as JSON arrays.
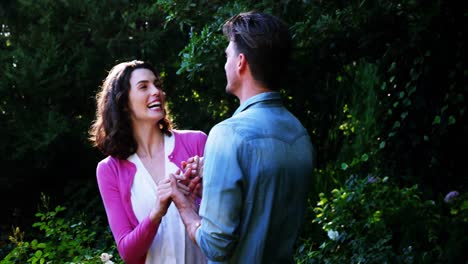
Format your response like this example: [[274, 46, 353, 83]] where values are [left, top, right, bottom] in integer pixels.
[[100, 253, 114, 264], [327, 230, 339, 241]]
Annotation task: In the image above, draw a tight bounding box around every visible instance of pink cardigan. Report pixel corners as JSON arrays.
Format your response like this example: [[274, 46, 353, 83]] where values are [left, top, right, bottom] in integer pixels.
[[96, 130, 207, 264]]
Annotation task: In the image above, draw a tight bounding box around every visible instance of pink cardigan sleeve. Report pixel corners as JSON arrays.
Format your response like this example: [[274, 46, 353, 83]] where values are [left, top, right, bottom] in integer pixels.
[[96, 158, 159, 264], [171, 130, 208, 168]]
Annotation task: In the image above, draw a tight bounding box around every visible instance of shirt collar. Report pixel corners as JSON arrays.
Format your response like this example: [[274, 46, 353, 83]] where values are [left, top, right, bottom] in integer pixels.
[[233, 91, 282, 116]]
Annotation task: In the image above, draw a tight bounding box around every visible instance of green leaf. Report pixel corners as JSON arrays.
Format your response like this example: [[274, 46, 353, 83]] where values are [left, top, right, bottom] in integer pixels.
[[448, 116, 456, 125], [381, 82, 387, 90], [361, 154, 369, 161], [379, 141, 386, 149], [37, 243, 46, 249], [341, 163, 349, 170], [408, 86, 417, 96], [34, 250, 43, 258], [401, 112, 408, 120], [441, 105, 448, 113]]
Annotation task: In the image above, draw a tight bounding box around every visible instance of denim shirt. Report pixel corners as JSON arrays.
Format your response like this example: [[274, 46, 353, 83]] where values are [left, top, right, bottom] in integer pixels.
[[196, 92, 315, 263]]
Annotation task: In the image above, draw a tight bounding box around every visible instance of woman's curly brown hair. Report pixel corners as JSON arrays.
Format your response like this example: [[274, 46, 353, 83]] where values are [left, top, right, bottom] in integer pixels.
[[89, 60, 173, 159]]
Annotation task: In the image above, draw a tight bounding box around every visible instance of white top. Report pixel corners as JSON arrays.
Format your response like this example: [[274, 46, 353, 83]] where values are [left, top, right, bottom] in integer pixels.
[[129, 134, 205, 264]]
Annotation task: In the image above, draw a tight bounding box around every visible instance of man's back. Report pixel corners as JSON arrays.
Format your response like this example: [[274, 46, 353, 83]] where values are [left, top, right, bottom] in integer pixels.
[[198, 92, 314, 263]]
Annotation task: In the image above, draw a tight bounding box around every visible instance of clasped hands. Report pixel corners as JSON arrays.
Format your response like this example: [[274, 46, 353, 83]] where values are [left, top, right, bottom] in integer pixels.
[[176, 155, 204, 200], [151, 155, 204, 222]]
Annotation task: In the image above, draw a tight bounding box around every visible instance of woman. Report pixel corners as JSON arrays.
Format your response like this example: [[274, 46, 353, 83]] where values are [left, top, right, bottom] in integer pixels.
[[89, 60, 207, 264]]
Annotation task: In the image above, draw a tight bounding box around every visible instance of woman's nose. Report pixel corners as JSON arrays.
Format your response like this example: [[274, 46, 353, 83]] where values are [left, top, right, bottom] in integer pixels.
[[150, 84, 161, 95]]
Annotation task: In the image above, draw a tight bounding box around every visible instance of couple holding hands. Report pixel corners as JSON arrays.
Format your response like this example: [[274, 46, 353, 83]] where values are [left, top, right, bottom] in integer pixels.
[[89, 11, 314, 264]]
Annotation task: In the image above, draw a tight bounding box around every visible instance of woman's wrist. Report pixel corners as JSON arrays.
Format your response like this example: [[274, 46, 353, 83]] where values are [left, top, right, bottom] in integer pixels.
[[149, 208, 164, 223]]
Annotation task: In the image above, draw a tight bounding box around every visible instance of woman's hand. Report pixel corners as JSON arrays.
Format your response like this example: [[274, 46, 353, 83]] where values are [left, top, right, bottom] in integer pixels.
[[174, 169, 202, 201], [148, 178, 191, 223], [168, 173, 191, 208], [169, 173, 202, 212]]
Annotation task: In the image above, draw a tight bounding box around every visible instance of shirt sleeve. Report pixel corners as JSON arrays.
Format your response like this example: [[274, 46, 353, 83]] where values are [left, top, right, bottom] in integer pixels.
[[96, 159, 159, 264], [196, 124, 243, 261]]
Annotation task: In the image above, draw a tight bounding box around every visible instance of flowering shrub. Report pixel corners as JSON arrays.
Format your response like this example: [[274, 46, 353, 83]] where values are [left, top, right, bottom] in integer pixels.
[[295, 175, 467, 263], [100, 253, 114, 264], [1, 193, 121, 264]]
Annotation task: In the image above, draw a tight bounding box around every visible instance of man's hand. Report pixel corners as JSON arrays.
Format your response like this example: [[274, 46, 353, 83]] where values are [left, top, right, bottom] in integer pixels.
[[176, 155, 204, 198]]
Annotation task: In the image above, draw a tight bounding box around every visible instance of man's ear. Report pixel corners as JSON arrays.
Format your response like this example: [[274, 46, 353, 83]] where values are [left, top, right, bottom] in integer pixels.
[[238, 53, 248, 73]]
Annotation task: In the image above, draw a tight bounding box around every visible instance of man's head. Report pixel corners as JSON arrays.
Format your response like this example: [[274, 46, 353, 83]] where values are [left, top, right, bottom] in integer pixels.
[[222, 11, 292, 92]]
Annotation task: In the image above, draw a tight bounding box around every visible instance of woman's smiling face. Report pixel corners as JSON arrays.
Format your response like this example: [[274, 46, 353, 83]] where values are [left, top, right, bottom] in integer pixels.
[[128, 68, 166, 124]]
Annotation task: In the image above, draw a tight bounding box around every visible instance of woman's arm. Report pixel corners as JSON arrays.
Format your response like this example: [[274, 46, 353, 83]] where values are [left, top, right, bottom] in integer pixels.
[[96, 159, 161, 264]]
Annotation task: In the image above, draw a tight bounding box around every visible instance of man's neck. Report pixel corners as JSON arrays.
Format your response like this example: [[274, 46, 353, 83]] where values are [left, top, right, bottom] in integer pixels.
[[237, 80, 271, 105]]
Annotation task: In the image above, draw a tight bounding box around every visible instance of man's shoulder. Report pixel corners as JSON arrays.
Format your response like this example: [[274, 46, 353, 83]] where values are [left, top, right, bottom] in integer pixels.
[[209, 116, 265, 144], [210, 117, 244, 134]]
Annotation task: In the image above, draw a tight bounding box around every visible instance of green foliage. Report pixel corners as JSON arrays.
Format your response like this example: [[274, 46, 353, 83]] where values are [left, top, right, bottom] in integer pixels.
[[295, 175, 467, 263], [1, 193, 120, 264], [0, 0, 466, 262], [329, 61, 383, 184], [374, 1, 466, 194], [178, 24, 224, 80]]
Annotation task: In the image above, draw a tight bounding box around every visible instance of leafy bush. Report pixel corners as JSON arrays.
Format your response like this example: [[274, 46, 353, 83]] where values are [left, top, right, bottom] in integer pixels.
[[1, 193, 120, 264], [295, 175, 467, 264]]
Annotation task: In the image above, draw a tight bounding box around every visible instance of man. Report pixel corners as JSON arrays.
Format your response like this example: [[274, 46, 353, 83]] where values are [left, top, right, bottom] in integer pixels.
[[170, 11, 315, 263]]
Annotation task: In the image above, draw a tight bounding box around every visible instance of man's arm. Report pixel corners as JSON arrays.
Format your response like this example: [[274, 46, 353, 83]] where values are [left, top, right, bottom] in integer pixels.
[[195, 124, 244, 261]]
